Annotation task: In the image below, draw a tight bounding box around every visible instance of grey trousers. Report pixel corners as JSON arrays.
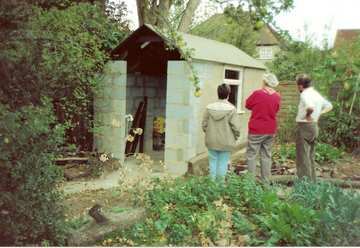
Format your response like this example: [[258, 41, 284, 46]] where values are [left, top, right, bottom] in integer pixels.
[[246, 134, 274, 181], [296, 122, 319, 182]]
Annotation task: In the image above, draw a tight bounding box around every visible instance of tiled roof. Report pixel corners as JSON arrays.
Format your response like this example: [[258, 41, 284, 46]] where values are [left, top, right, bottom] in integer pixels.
[[256, 25, 280, 46], [334, 29, 360, 48]]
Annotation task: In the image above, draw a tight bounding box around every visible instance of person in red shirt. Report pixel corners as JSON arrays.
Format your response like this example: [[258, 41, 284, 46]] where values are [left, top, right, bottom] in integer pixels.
[[245, 73, 281, 182]]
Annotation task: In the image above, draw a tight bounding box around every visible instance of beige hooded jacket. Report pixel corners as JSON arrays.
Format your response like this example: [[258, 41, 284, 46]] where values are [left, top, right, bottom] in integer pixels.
[[202, 100, 241, 151]]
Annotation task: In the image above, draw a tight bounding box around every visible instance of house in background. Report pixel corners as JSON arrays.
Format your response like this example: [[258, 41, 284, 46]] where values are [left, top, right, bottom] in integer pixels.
[[333, 29, 360, 49], [256, 25, 282, 62], [191, 14, 282, 63], [94, 24, 266, 175]]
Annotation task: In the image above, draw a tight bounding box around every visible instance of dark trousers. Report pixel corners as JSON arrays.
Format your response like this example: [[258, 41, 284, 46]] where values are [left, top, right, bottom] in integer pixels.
[[246, 134, 274, 182], [296, 122, 319, 182]]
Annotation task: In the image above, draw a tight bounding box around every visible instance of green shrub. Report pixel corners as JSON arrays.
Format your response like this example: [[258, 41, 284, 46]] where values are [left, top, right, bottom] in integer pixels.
[[274, 142, 343, 164], [319, 103, 360, 151], [0, 102, 66, 245], [315, 142, 344, 163], [273, 143, 296, 164], [291, 179, 360, 246], [101, 174, 321, 246]]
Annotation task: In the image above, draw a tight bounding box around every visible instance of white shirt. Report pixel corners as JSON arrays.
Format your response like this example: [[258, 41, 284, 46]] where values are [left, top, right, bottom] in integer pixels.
[[296, 87, 333, 123]]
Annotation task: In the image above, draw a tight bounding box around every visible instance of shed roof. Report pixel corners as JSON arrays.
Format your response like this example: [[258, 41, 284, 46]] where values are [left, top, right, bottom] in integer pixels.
[[181, 31, 266, 69], [113, 24, 266, 70]]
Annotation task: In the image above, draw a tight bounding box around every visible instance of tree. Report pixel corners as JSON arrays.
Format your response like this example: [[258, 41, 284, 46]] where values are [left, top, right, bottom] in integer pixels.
[[191, 11, 260, 56], [268, 39, 325, 81], [136, 0, 294, 32], [0, 1, 130, 244], [136, 0, 200, 31]]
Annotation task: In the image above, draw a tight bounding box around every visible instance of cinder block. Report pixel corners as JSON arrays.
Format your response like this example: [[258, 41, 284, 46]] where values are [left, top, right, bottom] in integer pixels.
[[167, 75, 191, 91], [166, 90, 186, 104], [144, 87, 157, 98], [104, 61, 127, 75], [166, 104, 192, 119], [111, 84, 126, 100], [165, 148, 178, 162], [113, 75, 127, 86], [165, 160, 188, 175], [110, 99, 126, 112], [167, 61, 189, 76]]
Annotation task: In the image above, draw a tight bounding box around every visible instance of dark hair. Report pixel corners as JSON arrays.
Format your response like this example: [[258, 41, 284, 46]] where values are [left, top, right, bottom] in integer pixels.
[[296, 74, 312, 88], [217, 83, 231, 99]]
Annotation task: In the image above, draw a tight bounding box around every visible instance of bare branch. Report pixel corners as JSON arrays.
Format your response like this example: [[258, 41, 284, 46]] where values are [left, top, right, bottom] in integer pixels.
[[178, 0, 201, 32]]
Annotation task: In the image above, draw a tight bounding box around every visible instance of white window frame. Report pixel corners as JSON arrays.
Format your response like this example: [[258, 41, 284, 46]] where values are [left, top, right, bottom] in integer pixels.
[[223, 67, 245, 113], [258, 46, 273, 60]]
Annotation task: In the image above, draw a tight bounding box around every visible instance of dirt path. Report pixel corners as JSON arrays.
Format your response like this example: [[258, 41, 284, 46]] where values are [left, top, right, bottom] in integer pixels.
[[62, 157, 166, 195]]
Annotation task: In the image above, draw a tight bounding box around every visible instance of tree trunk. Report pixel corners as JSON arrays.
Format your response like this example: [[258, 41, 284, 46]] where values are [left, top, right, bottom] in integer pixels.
[[177, 0, 201, 32], [136, 0, 146, 26], [155, 0, 172, 28]]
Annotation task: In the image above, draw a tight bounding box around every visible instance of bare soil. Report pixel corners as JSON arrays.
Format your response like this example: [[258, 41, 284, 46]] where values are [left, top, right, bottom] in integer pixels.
[[64, 187, 133, 220]]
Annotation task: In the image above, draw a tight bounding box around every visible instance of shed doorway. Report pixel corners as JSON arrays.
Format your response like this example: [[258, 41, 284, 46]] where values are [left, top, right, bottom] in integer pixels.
[[112, 27, 181, 162], [125, 56, 167, 161]]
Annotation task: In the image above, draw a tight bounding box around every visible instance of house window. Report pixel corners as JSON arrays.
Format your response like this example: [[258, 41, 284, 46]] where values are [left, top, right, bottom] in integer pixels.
[[224, 67, 243, 113], [259, 46, 273, 60]]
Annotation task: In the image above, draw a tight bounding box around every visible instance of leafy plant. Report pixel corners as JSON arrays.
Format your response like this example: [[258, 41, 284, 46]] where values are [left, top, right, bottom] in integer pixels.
[[100, 174, 360, 246], [67, 216, 90, 230], [273, 142, 343, 165], [291, 179, 360, 245], [0, 102, 67, 245], [0, 1, 129, 149], [315, 142, 344, 163]]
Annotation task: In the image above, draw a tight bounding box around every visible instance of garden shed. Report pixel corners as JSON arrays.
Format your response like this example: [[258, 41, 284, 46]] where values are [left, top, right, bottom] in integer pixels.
[[94, 24, 266, 175]]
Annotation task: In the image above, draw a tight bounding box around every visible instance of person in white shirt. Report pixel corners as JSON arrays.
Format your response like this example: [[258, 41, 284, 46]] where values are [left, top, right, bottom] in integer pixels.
[[295, 74, 333, 181]]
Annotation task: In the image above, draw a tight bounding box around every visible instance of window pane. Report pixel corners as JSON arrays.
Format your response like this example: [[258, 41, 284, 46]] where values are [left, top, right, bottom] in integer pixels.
[[225, 69, 240, 80], [259, 47, 273, 60]]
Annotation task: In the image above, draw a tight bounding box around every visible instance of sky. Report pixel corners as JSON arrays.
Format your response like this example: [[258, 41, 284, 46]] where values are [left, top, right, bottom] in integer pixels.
[[121, 0, 360, 48]]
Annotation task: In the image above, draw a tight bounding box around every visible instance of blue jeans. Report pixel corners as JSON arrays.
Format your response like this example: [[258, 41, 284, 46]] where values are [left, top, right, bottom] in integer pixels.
[[208, 149, 230, 180]]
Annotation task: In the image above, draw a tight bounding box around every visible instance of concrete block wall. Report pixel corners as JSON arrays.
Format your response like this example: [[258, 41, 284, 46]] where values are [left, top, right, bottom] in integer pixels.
[[94, 61, 127, 164], [126, 73, 167, 154], [193, 61, 224, 155], [165, 61, 200, 175]]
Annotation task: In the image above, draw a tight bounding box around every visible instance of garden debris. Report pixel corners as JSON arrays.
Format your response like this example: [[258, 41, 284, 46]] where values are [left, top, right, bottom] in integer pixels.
[[88, 204, 109, 224], [59, 152, 121, 181], [55, 157, 89, 165], [231, 235, 250, 246], [67, 208, 146, 246]]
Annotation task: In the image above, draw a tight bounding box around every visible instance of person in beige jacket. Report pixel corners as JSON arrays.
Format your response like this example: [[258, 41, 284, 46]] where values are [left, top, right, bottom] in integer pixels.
[[202, 84, 240, 180]]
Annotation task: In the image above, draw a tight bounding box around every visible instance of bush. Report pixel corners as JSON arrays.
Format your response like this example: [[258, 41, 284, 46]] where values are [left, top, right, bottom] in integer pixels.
[[0, 102, 67, 245], [319, 103, 360, 151], [100, 174, 325, 246], [314, 142, 344, 163], [291, 179, 360, 245], [0, 1, 129, 149], [273, 142, 343, 164]]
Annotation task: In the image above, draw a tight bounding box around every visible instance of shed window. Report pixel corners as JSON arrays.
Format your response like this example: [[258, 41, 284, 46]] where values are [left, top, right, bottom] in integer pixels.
[[225, 69, 240, 80], [223, 67, 244, 113]]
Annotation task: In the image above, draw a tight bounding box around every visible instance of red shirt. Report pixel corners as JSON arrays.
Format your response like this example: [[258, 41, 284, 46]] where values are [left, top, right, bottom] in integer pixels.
[[245, 89, 281, 135]]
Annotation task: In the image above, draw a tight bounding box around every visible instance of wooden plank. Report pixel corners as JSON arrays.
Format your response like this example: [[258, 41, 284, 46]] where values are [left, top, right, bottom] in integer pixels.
[[139, 97, 147, 153], [55, 157, 89, 165], [125, 100, 145, 155]]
